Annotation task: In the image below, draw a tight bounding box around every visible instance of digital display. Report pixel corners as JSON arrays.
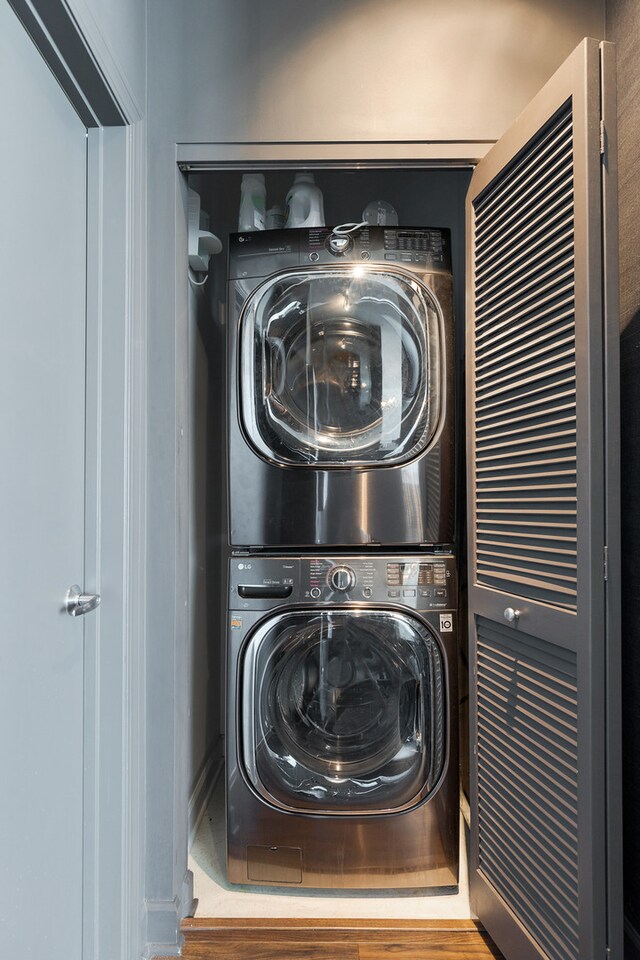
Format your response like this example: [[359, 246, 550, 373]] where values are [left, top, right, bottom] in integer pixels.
[[387, 562, 446, 586]]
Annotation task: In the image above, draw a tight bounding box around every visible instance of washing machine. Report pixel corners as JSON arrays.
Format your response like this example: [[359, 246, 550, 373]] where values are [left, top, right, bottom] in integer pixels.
[[226, 553, 459, 889], [227, 226, 455, 549]]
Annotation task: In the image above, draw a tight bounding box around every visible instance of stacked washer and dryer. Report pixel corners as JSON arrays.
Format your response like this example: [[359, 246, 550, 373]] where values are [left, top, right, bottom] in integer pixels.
[[225, 225, 459, 889]]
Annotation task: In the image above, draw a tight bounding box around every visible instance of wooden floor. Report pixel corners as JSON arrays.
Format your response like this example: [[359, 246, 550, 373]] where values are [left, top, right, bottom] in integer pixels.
[[171, 918, 505, 960]]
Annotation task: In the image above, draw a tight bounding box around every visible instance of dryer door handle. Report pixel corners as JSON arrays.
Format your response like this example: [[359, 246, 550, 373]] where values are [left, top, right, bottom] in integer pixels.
[[265, 337, 286, 398], [413, 680, 424, 747]]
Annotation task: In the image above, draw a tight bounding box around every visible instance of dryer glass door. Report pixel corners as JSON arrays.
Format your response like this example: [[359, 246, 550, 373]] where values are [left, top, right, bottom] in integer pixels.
[[241, 609, 446, 814], [239, 267, 443, 465]]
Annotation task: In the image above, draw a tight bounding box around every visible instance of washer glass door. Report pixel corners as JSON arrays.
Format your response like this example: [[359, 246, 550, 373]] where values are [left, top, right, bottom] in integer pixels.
[[241, 609, 446, 814], [239, 266, 443, 465]]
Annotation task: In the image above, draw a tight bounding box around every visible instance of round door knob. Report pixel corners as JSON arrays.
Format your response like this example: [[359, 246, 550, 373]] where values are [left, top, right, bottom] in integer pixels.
[[329, 565, 356, 592], [503, 607, 521, 624]]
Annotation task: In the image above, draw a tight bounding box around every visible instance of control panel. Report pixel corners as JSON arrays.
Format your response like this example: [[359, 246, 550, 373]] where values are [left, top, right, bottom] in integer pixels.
[[229, 554, 456, 611], [228, 226, 452, 279], [305, 226, 451, 271]]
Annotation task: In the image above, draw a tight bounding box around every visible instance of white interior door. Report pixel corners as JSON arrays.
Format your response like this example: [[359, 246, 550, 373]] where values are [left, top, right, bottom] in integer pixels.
[[466, 39, 621, 960], [0, 3, 89, 956]]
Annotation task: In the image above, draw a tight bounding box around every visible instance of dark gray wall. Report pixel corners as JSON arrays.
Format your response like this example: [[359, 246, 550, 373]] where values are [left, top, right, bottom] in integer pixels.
[[186, 280, 224, 836], [605, 0, 640, 953]]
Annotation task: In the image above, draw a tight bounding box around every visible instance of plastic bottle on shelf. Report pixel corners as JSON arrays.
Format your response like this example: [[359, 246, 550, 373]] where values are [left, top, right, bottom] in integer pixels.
[[266, 204, 286, 230], [284, 173, 325, 228], [362, 199, 398, 226], [238, 173, 266, 231]]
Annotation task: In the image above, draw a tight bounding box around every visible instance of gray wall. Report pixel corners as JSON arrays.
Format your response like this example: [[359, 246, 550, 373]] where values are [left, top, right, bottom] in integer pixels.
[[148, 0, 602, 144], [605, 0, 640, 953]]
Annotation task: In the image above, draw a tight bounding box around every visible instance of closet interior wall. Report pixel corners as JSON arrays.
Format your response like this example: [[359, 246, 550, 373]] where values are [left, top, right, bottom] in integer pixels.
[[185, 165, 472, 845]]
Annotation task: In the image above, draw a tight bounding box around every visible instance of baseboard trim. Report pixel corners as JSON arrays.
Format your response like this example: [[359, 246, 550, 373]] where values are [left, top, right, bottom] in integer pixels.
[[142, 899, 180, 959], [460, 789, 471, 829], [142, 871, 195, 958], [188, 743, 223, 849]]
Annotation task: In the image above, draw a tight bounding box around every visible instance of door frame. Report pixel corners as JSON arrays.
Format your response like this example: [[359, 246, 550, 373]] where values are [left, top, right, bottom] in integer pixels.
[[165, 148, 480, 950], [83, 120, 147, 960], [6, 3, 147, 959]]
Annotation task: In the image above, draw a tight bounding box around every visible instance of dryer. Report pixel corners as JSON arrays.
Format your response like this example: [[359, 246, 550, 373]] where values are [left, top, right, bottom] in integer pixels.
[[227, 226, 455, 548], [226, 553, 459, 889]]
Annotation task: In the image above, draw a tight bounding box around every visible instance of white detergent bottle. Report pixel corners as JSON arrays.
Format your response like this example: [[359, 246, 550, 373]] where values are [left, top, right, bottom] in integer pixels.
[[238, 173, 266, 231], [284, 172, 325, 228]]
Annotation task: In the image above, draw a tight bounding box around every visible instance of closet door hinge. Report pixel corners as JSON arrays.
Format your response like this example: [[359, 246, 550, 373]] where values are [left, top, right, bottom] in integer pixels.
[[604, 545, 609, 581], [600, 119, 606, 157]]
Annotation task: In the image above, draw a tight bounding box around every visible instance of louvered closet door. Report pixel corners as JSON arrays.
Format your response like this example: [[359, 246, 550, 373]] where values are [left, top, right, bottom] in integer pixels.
[[466, 39, 621, 960]]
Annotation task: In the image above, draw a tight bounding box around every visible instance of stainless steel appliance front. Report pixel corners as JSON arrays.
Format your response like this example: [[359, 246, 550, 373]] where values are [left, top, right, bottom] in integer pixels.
[[226, 553, 459, 889], [227, 227, 455, 548]]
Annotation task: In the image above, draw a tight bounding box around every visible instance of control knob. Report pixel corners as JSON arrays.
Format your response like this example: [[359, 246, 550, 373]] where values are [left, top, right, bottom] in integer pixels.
[[326, 235, 352, 256], [329, 565, 356, 592]]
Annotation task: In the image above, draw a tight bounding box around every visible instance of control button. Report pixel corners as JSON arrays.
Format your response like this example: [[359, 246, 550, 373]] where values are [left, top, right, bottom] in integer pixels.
[[360, 250, 371, 260], [362, 587, 372, 599], [309, 251, 320, 262], [310, 587, 321, 599], [435, 589, 447, 597], [329, 565, 356, 592], [403, 589, 416, 597], [420, 589, 432, 597], [388, 589, 400, 598]]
